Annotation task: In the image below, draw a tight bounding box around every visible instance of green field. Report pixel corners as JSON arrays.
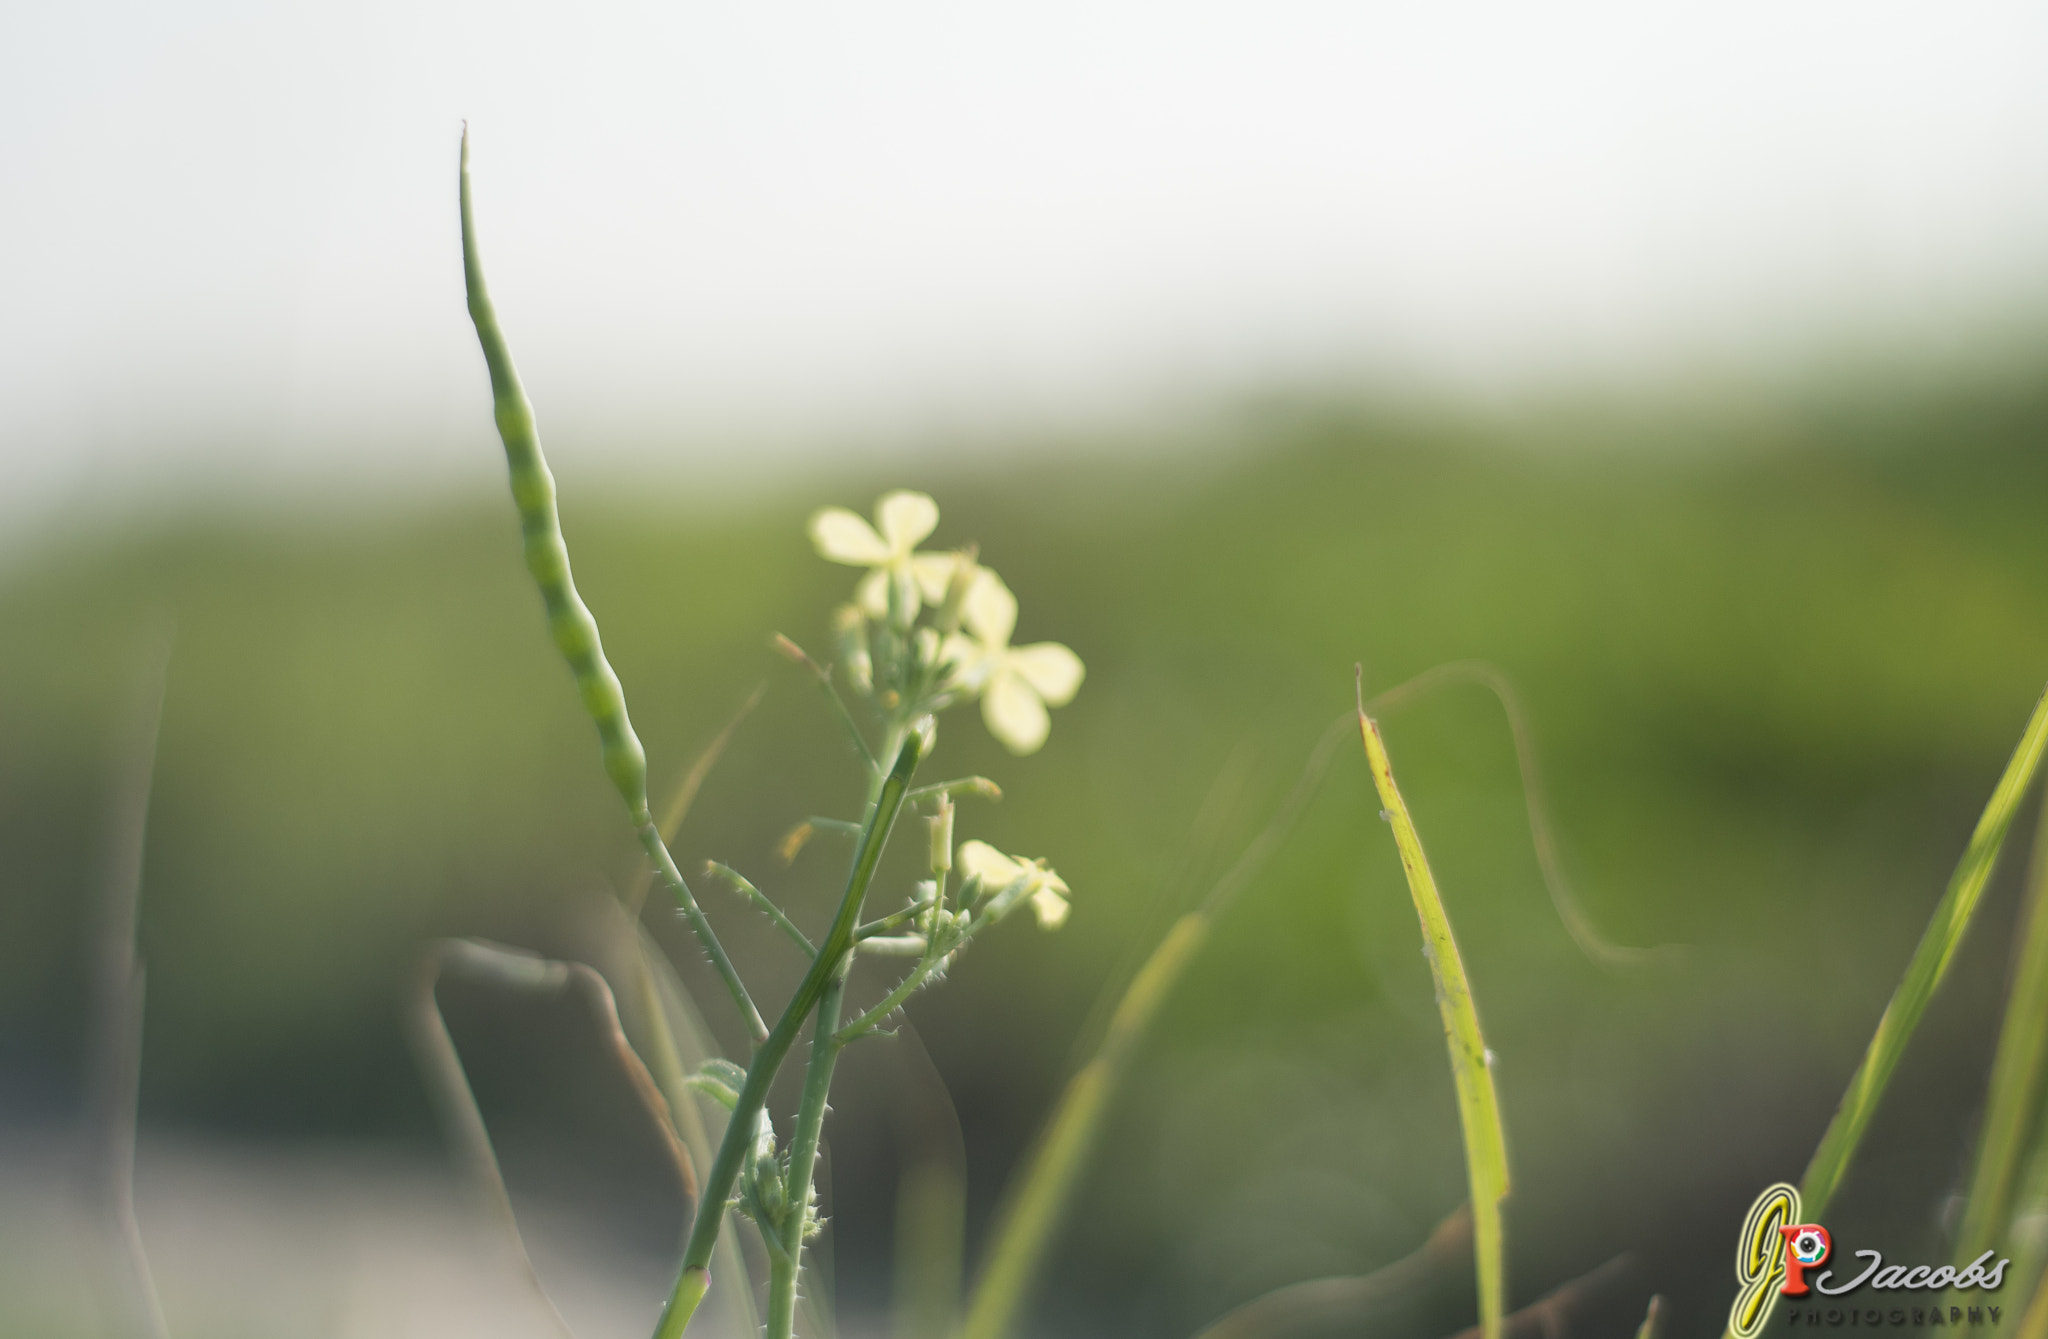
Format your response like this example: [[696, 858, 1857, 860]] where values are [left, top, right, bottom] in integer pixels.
[[6, 372, 2048, 1337]]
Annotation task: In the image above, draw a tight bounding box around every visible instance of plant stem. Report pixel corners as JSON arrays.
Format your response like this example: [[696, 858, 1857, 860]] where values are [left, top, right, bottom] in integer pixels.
[[652, 730, 924, 1339], [641, 823, 768, 1045], [769, 958, 852, 1339], [836, 939, 949, 1043], [707, 861, 819, 957], [776, 633, 878, 772], [855, 898, 937, 941]]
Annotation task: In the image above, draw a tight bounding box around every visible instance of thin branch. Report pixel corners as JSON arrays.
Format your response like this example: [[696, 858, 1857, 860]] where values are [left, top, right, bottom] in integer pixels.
[[642, 824, 769, 1044], [838, 939, 953, 1044], [906, 777, 1003, 805], [705, 861, 817, 957], [856, 898, 936, 941], [408, 943, 578, 1339], [775, 632, 878, 771], [1367, 660, 1678, 968], [88, 624, 174, 1339], [777, 817, 865, 867], [409, 937, 705, 1338]]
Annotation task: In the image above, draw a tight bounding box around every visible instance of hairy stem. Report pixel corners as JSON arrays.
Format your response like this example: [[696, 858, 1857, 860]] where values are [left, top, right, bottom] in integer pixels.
[[641, 825, 767, 1043], [707, 861, 818, 957], [653, 730, 924, 1339], [769, 960, 851, 1339]]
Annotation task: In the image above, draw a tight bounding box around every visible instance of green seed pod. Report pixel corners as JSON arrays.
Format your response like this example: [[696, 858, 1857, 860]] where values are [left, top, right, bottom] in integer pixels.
[[459, 128, 651, 824]]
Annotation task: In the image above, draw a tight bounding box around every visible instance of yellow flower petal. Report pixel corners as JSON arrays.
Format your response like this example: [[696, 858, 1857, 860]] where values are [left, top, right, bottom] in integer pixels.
[[912, 551, 970, 604], [939, 631, 990, 690], [965, 571, 1018, 648], [1030, 885, 1070, 930], [875, 491, 939, 552], [809, 507, 891, 565], [984, 669, 1050, 754], [957, 839, 1021, 887], [1008, 642, 1084, 707]]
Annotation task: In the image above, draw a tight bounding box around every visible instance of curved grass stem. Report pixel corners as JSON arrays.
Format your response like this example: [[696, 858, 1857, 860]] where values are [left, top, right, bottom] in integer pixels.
[[410, 938, 704, 1339]]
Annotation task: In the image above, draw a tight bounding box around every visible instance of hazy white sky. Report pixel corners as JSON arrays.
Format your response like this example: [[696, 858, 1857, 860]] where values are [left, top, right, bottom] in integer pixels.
[[5, 0, 2048, 529]]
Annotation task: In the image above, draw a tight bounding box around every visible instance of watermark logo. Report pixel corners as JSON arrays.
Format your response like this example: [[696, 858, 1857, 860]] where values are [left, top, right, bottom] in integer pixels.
[[1729, 1184, 2011, 1335], [1781, 1223, 1833, 1294], [1732, 1183, 1802, 1336]]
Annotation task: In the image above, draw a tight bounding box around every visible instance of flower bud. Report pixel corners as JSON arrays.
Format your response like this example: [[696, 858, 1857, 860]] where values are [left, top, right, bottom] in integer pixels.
[[928, 796, 954, 874]]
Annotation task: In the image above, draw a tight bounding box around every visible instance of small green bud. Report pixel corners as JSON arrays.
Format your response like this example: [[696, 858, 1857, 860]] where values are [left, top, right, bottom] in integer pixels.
[[683, 1058, 750, 1111], [928, 795, 954, 875]]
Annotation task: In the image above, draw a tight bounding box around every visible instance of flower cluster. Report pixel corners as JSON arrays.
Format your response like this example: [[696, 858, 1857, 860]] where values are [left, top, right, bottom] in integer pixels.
[[808, 490, 1084, 755]]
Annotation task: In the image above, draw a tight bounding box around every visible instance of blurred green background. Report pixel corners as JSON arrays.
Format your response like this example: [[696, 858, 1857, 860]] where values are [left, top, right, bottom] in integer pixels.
[[6, 368, 2048, 1337]]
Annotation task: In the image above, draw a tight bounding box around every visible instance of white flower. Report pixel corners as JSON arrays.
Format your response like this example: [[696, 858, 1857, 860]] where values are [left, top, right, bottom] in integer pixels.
[[957, 840, 1070, 929], [944, 573, 1084, 755], [807, 491, 957, 623]]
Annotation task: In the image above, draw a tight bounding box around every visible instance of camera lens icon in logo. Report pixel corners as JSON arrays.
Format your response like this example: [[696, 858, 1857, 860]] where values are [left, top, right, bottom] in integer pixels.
[[1777, 1223, 1833, 1295]]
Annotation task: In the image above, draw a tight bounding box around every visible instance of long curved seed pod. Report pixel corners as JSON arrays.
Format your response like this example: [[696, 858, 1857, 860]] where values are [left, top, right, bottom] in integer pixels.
[[459, 127, 649, 824], [459, 131, 765, 1043]]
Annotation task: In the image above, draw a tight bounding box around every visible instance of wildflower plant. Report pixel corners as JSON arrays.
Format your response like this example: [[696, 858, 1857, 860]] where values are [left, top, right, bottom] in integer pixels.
[[448, 127, 2048, 1339], [458, 131, 1082, 1339]]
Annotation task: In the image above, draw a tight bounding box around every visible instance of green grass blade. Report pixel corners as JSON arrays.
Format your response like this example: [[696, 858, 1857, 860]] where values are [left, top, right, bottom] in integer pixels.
[[1636, 1294, 1666, 1339], [956, 721, 1353, 1339], [1957, 782, 2048, 1262], [1799, 685, 2048, 1222], [1358, 705, 1510, 1339], [2001, 1131, 2048, 1333], [2018, 1264, 2048, 1339], [959, 912, 1209, 1339]]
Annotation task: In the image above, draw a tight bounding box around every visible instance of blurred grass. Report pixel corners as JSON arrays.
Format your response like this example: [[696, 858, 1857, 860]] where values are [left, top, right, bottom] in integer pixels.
[[7, 373, 2048, 1336]]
